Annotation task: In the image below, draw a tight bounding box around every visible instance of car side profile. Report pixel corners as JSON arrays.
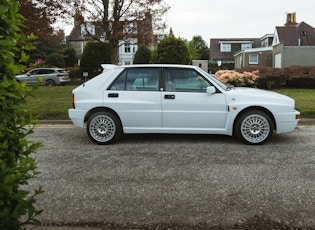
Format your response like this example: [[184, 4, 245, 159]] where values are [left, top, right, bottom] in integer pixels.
[[16, 68, 70, 86], [68, 64, 300, 145]]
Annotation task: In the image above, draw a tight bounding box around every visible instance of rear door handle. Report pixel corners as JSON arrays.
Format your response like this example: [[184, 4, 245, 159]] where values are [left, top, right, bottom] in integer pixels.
[[164, 94, 175, 99]]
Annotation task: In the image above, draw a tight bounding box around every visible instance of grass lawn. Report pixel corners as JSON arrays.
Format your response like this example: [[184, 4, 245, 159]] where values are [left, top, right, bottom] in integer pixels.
[[27, 86, 76, 120], [275, 89, 315, 119], [27, 86, 315, 120]]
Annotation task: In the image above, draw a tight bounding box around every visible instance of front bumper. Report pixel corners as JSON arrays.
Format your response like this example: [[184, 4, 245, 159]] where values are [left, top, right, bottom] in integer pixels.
[[275, 110, 300, 134]]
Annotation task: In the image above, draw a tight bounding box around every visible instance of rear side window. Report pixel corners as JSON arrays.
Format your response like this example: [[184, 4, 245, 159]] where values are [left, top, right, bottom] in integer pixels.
[[109, 68, 159, 91], [38, 69, 55, 74]]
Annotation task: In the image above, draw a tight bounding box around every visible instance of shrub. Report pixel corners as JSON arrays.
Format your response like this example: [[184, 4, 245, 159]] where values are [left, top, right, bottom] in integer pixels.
[[134, 46, 151, 64], [45, 52, 66, 68], [80, 41, 111, 78], [214, 70, 258, 87], [0, 0, 43, 228], [151, 35, 190, 64]]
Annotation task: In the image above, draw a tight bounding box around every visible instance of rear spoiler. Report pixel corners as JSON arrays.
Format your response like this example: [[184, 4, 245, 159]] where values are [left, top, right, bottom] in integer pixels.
[[101, 64, 117, 72]]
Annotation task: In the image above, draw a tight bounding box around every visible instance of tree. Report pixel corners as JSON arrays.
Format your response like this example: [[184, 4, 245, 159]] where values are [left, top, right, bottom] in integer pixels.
[[80, 41, 111, 78], [0, 0, 43, 228], [78, 0, 169, 64], [152, 35, 190, 64], [18, 0, 66, 63], [133, 46, 152, 64], [45, 52, 66, 67], [64, 48, 77, 67], [188, 35, 209, 60]]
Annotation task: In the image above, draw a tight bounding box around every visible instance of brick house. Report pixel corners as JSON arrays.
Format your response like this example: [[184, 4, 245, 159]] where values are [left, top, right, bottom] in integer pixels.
[[234, 13, 315, 68], [209, 38, 260, 72]]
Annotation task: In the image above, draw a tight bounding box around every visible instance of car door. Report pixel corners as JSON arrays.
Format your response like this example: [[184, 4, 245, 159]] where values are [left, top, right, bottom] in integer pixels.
[[106, 67, 162, 131], [25, 69, 40, 85], [162, 67, 228, 130]]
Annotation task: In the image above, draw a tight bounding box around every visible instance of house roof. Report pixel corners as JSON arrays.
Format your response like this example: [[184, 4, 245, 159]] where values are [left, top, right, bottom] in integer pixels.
[[210, 38, 260, 60], [276, 21, 315, 46], [67, 22, 104, 41]]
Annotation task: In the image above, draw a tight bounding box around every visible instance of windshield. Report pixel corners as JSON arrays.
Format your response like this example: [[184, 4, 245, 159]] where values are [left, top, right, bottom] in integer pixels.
[[197, 68, 232, 91]]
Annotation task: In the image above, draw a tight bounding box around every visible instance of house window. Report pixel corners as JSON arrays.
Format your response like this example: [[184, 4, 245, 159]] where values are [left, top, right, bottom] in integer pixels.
[[124, 42, 131, 53], [241, 43, 252, 50], [220, 43, 231, 52], [249, 54, 258, 64]]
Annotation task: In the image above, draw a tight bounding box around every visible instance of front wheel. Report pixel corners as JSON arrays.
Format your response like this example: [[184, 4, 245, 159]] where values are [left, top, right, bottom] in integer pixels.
[[87, 111, 122, 145], [235, 110, 274, 144]]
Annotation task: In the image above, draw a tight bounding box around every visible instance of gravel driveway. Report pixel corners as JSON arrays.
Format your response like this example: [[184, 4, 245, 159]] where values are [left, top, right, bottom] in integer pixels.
[[27, 124, 315, 229]]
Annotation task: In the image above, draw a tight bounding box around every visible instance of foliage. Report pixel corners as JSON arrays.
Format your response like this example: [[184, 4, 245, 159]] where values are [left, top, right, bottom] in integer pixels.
[[64, 48, 77, 67], [188, 35, 209, 61], [0, 0, 43, 229], [79, 0, 170, 64], [133, 46, 152, 64], [45, 52, 66, 68], [236, 66, 315, 89], [214, 70, 259, 87], [151, 35, 190, 64], [80, 41, 111, 78], [18, 0, 66, 64]]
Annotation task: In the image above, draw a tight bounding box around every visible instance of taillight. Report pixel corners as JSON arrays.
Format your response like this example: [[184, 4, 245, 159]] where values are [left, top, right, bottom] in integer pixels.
[[72, 93, 75, 109], [56, 74, 64, 77]]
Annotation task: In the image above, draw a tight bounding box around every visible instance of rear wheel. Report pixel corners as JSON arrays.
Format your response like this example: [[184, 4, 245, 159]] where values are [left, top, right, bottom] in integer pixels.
[[46, 79, 55, 86], [235, 110, 274, 144], [87, 111, 122, 145]]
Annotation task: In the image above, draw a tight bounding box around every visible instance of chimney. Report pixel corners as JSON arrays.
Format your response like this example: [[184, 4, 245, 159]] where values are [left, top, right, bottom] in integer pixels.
[[285, 12, 297, 26]]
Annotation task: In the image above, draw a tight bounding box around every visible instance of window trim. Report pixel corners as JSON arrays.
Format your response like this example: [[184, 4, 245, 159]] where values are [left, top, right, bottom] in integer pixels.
[[249, 54, 259, 64]]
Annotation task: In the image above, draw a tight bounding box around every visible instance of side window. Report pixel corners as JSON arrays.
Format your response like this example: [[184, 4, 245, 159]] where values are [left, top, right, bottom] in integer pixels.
[[164, 68, 211, 92], [109, 68, 159, 91]]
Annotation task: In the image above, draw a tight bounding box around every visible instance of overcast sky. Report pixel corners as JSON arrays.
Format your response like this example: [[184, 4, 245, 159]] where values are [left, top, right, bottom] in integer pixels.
[[166, 0, 315, 45]]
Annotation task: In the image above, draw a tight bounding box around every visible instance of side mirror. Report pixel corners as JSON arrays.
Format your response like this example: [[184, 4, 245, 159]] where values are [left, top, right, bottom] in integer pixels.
[[206, 86, 216, 95]]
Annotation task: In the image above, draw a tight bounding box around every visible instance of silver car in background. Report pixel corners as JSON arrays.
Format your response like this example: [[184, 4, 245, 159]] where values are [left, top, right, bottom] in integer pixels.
[[16, 68, 70, 86]]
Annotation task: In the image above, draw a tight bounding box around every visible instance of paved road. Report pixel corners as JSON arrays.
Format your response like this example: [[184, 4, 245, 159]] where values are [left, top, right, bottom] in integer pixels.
[[27, 124, 315, 229]]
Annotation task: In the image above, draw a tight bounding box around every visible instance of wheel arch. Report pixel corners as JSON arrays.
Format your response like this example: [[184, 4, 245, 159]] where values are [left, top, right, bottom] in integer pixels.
[[233, 106, 276, 135], [84, 107, 122, 127]]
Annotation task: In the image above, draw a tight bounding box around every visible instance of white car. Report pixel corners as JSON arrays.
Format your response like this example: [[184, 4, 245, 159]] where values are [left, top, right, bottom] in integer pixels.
[[68, 64, 300, 145]]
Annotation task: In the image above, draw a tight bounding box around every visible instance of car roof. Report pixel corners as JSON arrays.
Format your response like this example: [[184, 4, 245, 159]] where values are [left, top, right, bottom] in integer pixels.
[[102, 64, 199, 71]]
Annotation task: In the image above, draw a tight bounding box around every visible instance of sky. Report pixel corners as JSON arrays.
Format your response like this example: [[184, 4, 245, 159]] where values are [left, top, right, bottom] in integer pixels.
[[165, 0, 315, 45], [63, 0, 315, 46]]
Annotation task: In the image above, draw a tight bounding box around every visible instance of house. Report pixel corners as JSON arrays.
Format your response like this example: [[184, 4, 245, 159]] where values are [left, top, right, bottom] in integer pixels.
[[209, 38, 260, 72], [234, 13, 315, 68], [234, 34, 273, 69], [273, 19, 315, 67], [66, 11, 156, 65]]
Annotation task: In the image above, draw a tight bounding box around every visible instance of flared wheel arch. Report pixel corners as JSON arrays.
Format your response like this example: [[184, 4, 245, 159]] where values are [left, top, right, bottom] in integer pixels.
[[233, 107, 276, 136]]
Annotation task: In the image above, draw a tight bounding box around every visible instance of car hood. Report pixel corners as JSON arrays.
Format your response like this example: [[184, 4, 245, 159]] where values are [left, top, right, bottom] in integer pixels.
[[228, 87, 295, 104]]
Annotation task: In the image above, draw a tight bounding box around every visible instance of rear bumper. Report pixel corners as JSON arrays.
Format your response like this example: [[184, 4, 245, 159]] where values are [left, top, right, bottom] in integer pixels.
[[275, 110, 300, 134], [68, 109, 86, 128]]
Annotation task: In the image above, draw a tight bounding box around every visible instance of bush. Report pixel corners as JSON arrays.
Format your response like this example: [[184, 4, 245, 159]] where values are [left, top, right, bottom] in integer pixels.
[[0, 0, 43, 228], [214, 70, 258, 87], [45, 52, 66, 68], [134, 46, 151, 64], [233, 66, 315, 89], [151, 35, 190, 64], [80, 41, 111, 78]]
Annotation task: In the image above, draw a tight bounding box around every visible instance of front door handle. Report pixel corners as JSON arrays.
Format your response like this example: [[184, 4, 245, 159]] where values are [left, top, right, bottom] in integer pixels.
[[164, 94, 175, 99]]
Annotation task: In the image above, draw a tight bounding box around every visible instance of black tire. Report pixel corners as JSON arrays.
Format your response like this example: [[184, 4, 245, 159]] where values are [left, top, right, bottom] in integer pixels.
[[46, 79, 55, 86], [86, 111, 122, 145], [235, 110, 274, 144]]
